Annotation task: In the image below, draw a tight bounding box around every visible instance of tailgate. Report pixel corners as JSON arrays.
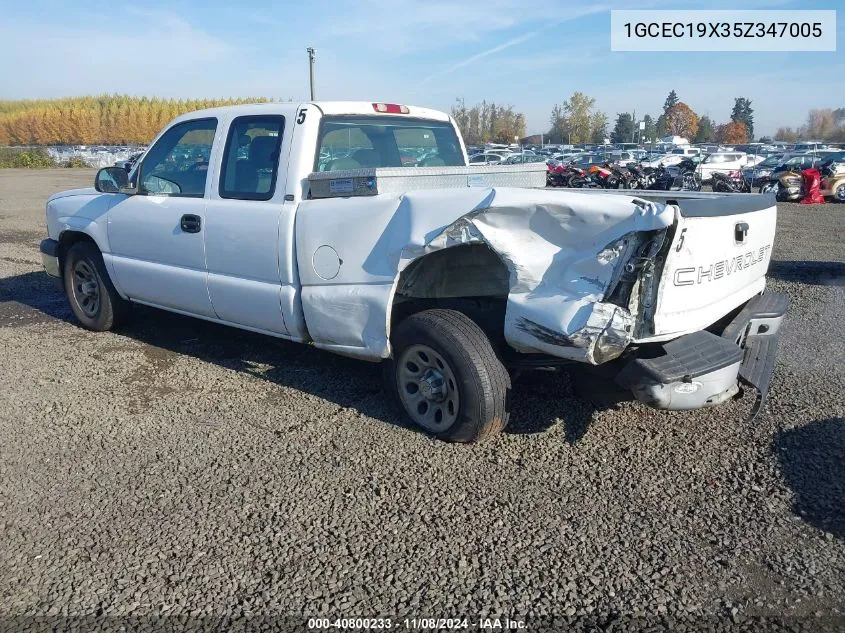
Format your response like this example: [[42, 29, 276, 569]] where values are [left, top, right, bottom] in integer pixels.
[[644, 195, 777, 340]]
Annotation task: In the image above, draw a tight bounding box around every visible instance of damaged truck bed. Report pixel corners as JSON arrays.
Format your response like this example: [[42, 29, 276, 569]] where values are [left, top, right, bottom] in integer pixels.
[[40, 101, 788, 442]]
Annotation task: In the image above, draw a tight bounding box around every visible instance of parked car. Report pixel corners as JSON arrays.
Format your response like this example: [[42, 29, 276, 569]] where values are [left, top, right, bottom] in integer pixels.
[[641, 153, 685, 168], [669, 147, 701, 157], [501, 153, 546, 165], [607, 151, 639, 166], [793, 142, 829, 153], [570, 153, 611, 168], [697, 152, 763, 182], [741, 154, 786, 187], [39, 100, 787, 442], [769, 153, 825, 179], [820, 161, 845, 201], [468, 152, 505, 165]]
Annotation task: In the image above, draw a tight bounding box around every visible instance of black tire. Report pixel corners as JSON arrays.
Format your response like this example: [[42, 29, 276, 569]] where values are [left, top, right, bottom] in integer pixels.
[[63, 241, 130, 331], [385, 309, 510, 442]]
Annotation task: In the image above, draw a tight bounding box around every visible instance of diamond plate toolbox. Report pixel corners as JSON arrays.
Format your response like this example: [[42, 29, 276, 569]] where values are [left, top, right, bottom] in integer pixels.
[[308, 164, 547, 198]]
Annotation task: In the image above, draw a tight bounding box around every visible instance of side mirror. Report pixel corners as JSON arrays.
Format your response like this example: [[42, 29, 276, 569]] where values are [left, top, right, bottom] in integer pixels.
[[95, 166, 130, 193]]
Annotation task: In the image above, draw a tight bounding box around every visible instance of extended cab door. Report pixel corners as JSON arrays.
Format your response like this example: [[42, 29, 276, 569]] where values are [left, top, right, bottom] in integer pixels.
[[107, 117, 219, 317], [202, 113, 299, 336]]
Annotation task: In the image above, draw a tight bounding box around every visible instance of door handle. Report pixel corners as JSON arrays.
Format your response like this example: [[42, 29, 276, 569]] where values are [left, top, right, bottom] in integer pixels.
[[180, 214, 202, 233]]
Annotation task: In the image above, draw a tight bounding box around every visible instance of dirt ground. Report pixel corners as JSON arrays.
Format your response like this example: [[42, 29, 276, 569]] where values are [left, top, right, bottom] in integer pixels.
[[0, 169, 843, 630]]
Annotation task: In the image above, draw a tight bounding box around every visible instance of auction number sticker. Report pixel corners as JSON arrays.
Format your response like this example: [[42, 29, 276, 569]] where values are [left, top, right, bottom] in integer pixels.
[[610, 10, 836, 51]]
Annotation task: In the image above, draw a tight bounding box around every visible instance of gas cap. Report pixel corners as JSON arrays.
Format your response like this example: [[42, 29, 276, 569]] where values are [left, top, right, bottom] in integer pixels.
[[312, 245, 341, 280]]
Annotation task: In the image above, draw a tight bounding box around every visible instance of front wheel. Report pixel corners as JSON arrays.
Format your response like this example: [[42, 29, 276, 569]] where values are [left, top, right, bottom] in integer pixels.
[[63, 241, 130, 331], [835, 183, 845, 202], [385, 309, 510, 442]]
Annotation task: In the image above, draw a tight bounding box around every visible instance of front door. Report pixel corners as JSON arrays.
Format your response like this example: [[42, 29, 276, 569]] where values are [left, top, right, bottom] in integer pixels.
[[108, 117, 220, 318]]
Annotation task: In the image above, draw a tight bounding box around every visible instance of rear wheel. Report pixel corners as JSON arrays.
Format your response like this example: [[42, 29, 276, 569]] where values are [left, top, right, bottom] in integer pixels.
[[836, 184, 845, 202], [385, 309, 510, 442], [63, 241, 130, 331]]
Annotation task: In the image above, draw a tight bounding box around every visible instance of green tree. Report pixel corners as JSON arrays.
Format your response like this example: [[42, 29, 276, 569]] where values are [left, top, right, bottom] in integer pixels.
[[655, 114, 668, 139], [591, 112, 609, 144], [694, 115, 715, 143], [641, 114, 655, 142], [730, 97, 754, 140], [663, 90, 679, 113], [611, 113, 635, 143], [562, 91, 596, 144], [547, 103, 569, 144]]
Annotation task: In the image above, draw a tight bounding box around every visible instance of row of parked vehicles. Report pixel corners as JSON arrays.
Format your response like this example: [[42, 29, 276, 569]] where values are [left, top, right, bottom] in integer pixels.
[[547, 157, 702, 192], [535, 144, 845, 201]]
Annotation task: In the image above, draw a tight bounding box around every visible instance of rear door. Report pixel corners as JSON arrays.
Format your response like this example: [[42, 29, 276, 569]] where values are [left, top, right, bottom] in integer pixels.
[[645, 196, 777, 339], [203, 113, 296, 336]]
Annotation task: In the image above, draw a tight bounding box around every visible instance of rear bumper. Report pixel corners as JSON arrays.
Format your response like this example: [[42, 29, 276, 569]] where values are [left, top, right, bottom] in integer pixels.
[[40, 238, 60, 278], [616, 291, 789, 416]]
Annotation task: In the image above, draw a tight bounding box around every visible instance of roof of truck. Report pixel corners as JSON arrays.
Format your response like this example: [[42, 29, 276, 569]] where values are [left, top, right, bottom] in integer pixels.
[[170, 101, 452, 124]]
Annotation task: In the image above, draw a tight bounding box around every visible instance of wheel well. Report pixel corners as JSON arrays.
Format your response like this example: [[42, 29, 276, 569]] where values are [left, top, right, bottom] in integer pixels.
[[57, 231, 98, 274], [391, 244, 510, 344]]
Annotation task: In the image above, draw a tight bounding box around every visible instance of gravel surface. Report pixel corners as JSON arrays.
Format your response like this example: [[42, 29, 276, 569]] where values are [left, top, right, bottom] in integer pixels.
[[0, 169, 843, 630]]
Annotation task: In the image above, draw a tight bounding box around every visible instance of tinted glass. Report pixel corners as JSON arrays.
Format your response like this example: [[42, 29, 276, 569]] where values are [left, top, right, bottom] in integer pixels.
[[140, 118, 217, 196], [220, 116, 285, 200], [758, 156, 782, 167], [316, 116, 464, 171]]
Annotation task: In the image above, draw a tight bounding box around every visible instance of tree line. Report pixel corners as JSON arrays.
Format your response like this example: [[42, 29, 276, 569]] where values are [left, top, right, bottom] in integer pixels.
[[773, 109, 845, 143], [603, 90, 757, 146], [2, 94, 842, 148], [0, 96, 269, 146], [450, 99, 526, 145]]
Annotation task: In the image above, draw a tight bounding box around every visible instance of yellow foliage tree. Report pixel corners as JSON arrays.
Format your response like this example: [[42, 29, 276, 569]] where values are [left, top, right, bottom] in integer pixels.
[[0, 95, 271, 145]]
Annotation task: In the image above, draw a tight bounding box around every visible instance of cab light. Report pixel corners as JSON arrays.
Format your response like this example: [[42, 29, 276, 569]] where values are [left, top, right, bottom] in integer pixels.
[[373, 103, 409, 114]]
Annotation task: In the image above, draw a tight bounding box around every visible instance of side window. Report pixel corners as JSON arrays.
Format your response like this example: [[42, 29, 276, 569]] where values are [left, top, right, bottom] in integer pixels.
[[219, 115, 285, 200], [139, 118, 217, 197]]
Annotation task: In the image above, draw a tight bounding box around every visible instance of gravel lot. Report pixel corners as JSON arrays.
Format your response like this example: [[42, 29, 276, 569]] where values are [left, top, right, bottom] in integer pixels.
[[0, 169, 843, 630]]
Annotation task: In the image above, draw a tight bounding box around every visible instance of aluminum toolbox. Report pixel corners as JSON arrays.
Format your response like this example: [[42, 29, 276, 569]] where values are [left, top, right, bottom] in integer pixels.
[[307, 163, 547, 199]]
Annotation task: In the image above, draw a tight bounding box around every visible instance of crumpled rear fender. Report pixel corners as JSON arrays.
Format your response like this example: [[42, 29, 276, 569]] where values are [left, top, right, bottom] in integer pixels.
[[296, 188, 674, 363]]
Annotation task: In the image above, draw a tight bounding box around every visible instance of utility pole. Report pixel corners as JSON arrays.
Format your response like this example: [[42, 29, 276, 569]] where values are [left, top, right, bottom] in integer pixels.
[[306, 47, 316, 100]]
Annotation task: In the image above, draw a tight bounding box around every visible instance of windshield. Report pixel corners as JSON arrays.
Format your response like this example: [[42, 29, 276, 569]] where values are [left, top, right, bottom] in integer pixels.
[[756, 155, 783, 168], [316, 116, 465, 171]]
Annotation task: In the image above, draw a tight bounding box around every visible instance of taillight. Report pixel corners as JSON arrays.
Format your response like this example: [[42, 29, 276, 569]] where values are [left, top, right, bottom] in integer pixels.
[[372, 103, 409, 114]]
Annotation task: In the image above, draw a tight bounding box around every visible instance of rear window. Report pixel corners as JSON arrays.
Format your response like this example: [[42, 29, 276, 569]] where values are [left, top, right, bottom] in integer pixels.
[[316, 116, 465, 171]]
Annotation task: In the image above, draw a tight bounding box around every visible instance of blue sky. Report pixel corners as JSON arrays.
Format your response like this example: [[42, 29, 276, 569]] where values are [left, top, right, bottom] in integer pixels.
[[1, 0, 841, 136]]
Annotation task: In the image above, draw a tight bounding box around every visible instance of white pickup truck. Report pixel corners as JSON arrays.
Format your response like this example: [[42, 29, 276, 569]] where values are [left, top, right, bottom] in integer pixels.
[[40, 101, 788, 442]]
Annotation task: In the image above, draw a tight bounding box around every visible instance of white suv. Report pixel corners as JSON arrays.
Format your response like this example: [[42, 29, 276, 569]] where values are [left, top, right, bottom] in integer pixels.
[[697, 152, 763, 182]]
